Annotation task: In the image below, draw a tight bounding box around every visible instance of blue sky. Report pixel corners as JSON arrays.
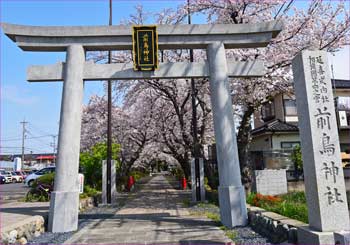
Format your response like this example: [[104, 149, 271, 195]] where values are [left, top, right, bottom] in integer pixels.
[[1, 0, 349, 155], [1, 0, 185, 155]]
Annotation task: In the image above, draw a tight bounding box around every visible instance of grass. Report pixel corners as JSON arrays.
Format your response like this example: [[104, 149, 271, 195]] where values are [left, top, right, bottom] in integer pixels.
[[188, 202, 237, 242], [246, 191, 308, 223], [182, 199, 190, 207], [204, 184, 308, 224]]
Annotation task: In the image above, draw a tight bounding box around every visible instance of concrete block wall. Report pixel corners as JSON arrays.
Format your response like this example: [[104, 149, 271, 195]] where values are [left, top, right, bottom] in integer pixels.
[[253, 169, 287, 195]]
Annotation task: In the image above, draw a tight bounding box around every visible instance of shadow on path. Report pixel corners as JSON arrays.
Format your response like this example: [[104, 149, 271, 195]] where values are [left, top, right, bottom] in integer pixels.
[[65, 175, 232, 244]]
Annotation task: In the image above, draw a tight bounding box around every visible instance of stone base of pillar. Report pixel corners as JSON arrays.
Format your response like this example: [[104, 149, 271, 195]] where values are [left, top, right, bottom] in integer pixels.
[[334, 231, 350, 244], [48, 191, 79, 232], [218, 185, 247, 228], [297, 226, 335, 245]]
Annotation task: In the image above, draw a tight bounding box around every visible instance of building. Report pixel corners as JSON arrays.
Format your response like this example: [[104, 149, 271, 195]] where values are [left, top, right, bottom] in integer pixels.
[[250, 79, 350, 170], [0, 153, 56, 167]]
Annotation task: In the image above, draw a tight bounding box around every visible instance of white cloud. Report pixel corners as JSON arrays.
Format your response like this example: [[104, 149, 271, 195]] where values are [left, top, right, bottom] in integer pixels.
[[328, 46, 350, 80], [1, 84, 39, 105]]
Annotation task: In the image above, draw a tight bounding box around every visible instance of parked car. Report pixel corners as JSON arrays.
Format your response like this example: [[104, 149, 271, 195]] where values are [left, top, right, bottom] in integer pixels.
[[15, 171, 27, 180], [0, 175, 6, 184], [23, 170, 35, 176], [0, 170, 13, 183], [24, 167, 56, 187], [11, 172, 23, 183]]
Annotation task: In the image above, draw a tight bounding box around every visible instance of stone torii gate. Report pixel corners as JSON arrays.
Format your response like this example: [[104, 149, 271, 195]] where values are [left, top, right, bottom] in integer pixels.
[[1, 21, 282, 232]]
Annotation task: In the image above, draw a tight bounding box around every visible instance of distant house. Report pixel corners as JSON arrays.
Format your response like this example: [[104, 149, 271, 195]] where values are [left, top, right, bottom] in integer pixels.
[[250, 79, 350, 170], [0, 153, 55, 168], [36, 155, 56, 164]]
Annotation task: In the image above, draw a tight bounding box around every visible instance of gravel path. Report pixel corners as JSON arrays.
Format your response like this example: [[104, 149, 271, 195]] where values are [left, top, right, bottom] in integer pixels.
[[189, 203, 272, 245]]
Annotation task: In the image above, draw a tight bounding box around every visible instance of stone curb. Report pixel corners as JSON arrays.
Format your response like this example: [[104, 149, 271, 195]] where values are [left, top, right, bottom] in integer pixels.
[[0, 215, 45, 245], [0, 196, 99, 244], [0, 195, 25, 201], [247, 204, 307, 244]]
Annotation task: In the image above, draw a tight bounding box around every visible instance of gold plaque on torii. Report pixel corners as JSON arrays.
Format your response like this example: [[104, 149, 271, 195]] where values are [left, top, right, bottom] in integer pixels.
[[132, 25, 159, 71]]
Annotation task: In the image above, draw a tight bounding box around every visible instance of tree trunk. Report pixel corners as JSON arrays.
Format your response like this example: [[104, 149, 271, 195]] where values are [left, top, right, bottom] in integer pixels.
[[237, 105, 255, 192]]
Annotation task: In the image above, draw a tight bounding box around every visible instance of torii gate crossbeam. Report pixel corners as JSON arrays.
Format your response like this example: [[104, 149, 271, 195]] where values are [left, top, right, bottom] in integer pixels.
[[1, 21, 283, 233]]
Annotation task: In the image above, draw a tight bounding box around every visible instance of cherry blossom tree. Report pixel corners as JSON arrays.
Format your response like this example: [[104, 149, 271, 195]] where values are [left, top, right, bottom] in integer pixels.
[[172, 0, 350, 185], [81, 1, 350, 185]]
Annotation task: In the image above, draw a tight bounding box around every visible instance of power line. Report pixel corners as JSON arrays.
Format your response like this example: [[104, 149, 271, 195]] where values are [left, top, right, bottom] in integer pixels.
[[27, 122, 56, 136], [0, 146, 22, 148], [26, 131, 53, 148], [1, 135, 53, 142]]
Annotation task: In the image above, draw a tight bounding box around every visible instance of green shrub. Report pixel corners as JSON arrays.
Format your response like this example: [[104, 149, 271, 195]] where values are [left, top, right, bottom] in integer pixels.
[[279, 191, 306, 203], [31, 172, 55, 189], [247, 192, 308, 223], [205, 189, 219, 206], [25, 191, 50, 202], [25, 173, 54, 202], [80, 142, 120, 190], [129, 170, 147, 182], [291, 145, 303, 171], [171, 167, 184, 179], [80, 185, 100, 199]]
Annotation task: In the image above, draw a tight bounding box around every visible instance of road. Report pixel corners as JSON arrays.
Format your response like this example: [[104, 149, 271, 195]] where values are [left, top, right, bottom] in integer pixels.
[[0, 182, 29, 203]]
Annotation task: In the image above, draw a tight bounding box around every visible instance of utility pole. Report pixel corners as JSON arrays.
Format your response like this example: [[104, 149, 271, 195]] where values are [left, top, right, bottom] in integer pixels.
[[188, 0, 201, 201], [20, 120, 28, 164], [106, 0, 113, 204], [51, 135, 57, 163]]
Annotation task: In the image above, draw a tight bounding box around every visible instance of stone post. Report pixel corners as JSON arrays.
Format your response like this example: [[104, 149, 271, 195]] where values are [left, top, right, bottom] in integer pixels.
[[48, 45, 85, 232], [191, 158, 205, 202], [207, 42, 247, 227], [292, 50, 350, 244], [102, 160, 117, 205]]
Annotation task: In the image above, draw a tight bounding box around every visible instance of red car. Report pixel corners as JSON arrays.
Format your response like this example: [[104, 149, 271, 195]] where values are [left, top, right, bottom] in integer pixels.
[[15, 171, 27, 180]]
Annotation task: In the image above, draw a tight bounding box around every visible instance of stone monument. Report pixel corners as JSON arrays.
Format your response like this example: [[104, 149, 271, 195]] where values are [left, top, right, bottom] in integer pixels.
[[102, 160, 117, 205], [292, 50, 350, 244], [191, 158, 205, 202]]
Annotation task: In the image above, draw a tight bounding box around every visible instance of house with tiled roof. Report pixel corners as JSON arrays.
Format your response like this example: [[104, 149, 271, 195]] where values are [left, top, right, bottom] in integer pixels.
[[250, 79, 350, 171]]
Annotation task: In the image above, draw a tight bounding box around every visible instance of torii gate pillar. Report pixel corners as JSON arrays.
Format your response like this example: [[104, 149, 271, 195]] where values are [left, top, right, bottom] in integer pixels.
[[1, 21, 282, 232], [48, 45, 85, 232], [207, 42, 247, 227]]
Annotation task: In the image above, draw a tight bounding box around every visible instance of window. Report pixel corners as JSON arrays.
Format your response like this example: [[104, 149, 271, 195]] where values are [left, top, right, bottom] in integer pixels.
[[281, 141, 300, 149], [36, 168, 54, 175], [340, 144, 350, 153], [261, 100, 275, 121], [284, 99, 298, 116], [337, 97, 350, 110]]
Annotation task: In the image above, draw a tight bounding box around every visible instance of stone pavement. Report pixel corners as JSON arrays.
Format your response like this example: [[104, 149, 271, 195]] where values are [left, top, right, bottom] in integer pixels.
[[0, 202, 49, 231], [0, 202, 48, 243], [65, 175, 232, 244]]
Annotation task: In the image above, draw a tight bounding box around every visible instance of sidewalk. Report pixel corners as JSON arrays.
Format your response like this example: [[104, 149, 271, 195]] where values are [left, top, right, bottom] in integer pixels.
[[65, 175, 232, 244], [0, 202, 49, 231], [0, 202, 49, 243]]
